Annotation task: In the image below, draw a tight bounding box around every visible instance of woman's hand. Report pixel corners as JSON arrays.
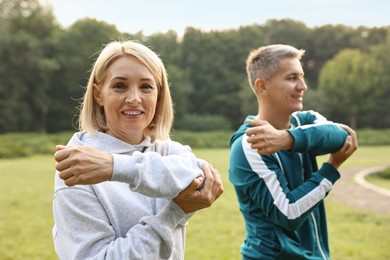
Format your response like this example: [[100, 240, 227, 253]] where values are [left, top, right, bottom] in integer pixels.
[[54, 145, 113, 186], [173, 163, 224, 213]]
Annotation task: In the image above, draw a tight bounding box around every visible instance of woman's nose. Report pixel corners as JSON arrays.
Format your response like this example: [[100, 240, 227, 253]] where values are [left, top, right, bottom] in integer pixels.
[[125, 88, 141, 105]]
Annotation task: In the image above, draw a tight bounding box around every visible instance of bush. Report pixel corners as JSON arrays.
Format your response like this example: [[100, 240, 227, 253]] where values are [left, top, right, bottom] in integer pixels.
[[376, 167, 390, 179], [174, 114, 232, 131], [170, 130, 233, 148], [0, 132, 73, 159], [357, 128, 390, 145], [1, 128, 389, 159]]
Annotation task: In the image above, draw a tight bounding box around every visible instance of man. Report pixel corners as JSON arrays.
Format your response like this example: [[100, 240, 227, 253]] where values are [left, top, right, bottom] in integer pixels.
[[229, 44, 357, 260]]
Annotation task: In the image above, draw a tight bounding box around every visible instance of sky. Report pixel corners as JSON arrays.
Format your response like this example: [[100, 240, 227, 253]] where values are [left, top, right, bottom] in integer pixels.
[[40, 0, 389, 36]]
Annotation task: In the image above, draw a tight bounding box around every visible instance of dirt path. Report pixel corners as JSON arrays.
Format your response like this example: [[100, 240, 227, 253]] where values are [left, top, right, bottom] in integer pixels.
[[328, 165, 390, 215]]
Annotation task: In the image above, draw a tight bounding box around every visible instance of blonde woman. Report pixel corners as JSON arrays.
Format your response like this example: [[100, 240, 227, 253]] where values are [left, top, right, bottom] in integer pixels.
[[53, 40, 223, 259]]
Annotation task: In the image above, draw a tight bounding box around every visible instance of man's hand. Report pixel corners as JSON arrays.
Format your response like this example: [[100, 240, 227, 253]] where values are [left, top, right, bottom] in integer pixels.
[[328, 124, 358, 169], [173, 163, 224, 213], [54, 145, 113, 186], [246, 119, 294, 155]]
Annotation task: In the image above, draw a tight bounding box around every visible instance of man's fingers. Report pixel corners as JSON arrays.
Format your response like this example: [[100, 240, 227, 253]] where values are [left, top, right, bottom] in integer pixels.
[[246, 119, 269, 136], [342, 136, 352, 152], [339, 124, 358, 150], [339, 124, 357, 140], [246, 119, 267, 127]]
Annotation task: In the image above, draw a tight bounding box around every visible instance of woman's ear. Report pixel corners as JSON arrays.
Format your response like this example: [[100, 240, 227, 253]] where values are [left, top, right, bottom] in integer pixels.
[[93, 83, 103, 105], [254, 78, 268, 95]]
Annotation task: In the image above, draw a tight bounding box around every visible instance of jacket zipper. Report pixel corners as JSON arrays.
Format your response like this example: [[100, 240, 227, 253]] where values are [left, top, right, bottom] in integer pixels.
[[311, 213, 328, 260]]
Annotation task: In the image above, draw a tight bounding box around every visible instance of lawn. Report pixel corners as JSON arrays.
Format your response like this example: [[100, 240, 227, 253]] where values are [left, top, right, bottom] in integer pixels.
[[0, 146, 389, 259]]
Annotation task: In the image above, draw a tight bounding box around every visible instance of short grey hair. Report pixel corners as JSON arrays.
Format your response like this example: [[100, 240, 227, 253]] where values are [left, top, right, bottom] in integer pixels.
[[246, 44, 305, 91]]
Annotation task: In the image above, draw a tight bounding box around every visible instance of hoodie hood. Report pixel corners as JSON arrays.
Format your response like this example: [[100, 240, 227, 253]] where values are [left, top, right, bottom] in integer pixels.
[[230, 115, 256, 146], [67, 132, 152, 154]]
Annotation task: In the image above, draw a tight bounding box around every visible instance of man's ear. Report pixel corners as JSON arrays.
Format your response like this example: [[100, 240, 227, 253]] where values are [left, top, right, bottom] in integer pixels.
[[254, 78, 268, 95], [93, 83, 103, 105]]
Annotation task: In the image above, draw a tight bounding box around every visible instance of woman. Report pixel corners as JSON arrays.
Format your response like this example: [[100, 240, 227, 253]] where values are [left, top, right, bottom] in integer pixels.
[[53, 40, 224, 259]]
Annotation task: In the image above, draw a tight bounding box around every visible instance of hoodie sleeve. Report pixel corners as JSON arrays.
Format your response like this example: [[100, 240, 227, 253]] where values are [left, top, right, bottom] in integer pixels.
[[111, 141, 204, 199], [287, 111, 348, 155], [53, 186, 187, 260]]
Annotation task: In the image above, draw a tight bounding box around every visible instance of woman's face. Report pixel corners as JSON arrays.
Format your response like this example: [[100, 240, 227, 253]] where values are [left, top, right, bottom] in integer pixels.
[[94, 55, 158, 144]]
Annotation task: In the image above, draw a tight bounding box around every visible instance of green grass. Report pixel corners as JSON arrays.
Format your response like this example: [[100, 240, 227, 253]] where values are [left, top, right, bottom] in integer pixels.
[[366, 167, 390, 190], [316, 145, 390, 168], [185, 147, 390, 260], [0, 146, 389, 259], [0, 155, 56, 260]]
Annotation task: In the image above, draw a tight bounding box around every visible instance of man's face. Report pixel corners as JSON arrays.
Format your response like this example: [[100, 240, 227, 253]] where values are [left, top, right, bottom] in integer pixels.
[[264, 57, 307, 115]]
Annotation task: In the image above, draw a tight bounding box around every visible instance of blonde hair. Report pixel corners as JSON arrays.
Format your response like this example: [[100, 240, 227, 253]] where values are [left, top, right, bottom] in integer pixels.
[[79, 40, 173, 140], [246, 44, 305, 94]]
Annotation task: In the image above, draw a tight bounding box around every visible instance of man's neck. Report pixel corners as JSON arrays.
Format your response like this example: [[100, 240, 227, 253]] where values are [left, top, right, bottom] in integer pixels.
[[257, 110, 291, 130]]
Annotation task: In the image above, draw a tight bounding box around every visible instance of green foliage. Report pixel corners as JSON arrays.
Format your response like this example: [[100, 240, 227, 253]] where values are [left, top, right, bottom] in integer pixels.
[[0, 0, 389, 133], [0, 129, 389, 159], [318, 49, 388, 129], [46, 18, 125, 132], [356, 128, 390, 146], [171, 130, 232, 148], [366, 168, 390, 190], [174, 114, 232, 131], [0, 0, 60, 133], [0, 132, 73, 158], [379, 167, 390, 179]]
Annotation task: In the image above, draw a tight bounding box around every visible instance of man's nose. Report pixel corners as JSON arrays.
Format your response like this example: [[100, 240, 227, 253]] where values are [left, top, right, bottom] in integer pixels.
[[297, 78, 307, 91]]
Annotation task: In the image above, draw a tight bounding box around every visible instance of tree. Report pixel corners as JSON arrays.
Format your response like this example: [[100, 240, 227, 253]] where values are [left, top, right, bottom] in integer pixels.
[[367, 28, 390, 128], [47, 18, 124, 132], [0, 0, 60, 132], [318, 49, 386, 129], [165, 64, 192, 121], [307, 25, 357, 90]]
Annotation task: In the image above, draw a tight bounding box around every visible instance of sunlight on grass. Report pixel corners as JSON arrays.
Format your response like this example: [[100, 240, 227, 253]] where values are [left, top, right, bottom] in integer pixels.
[[0, 146, 389, 259], [316, 146, 390, 168], [0, 156, 57, 259]]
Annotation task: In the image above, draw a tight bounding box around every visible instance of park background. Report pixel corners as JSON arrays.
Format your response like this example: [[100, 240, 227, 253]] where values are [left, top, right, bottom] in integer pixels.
[[0, 0, 389, 259]]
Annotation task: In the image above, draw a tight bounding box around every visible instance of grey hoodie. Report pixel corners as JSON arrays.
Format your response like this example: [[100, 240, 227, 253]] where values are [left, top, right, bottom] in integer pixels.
[[53, 132, 204, 260]]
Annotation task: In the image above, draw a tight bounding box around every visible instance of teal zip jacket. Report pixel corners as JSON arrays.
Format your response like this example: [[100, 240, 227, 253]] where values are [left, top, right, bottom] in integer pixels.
[[229, 111, 348, 260]]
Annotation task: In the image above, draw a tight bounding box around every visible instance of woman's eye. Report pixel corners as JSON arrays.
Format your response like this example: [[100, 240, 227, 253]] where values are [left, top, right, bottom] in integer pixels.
[[140, 84, 153, 91], [113, 83, 126, 89]]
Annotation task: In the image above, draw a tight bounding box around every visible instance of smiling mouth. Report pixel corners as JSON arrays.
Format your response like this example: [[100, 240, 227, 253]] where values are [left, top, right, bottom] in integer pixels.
[[292, 95, 303, 100], [122, 111, 143, 116]]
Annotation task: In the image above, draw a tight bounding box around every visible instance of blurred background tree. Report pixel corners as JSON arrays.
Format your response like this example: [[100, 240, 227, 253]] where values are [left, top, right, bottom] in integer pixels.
[[0, 0, 389, 133]]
